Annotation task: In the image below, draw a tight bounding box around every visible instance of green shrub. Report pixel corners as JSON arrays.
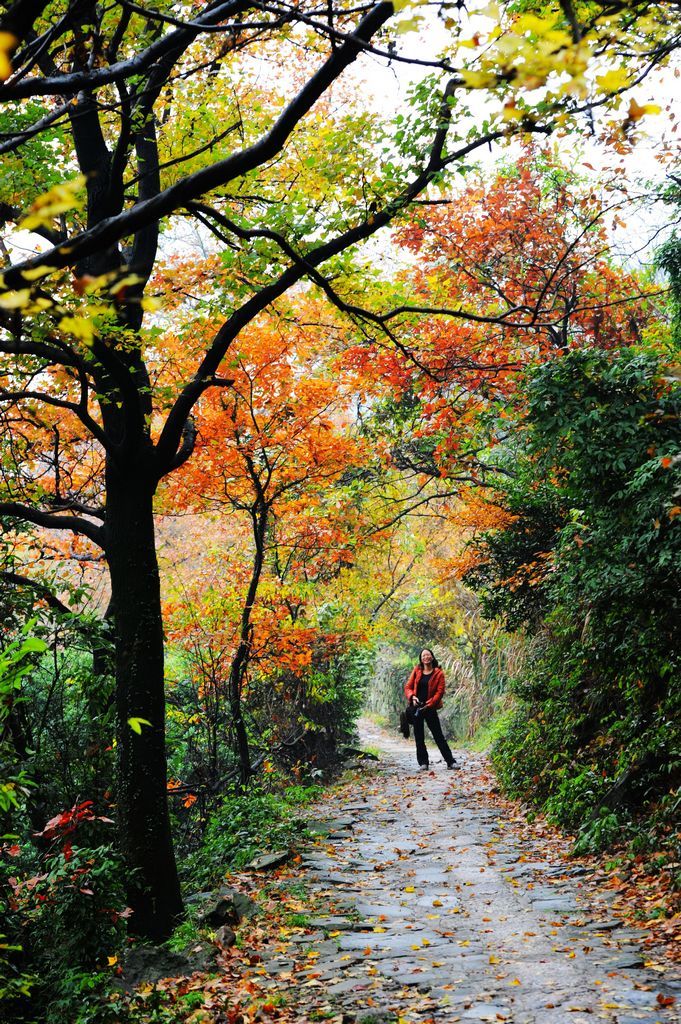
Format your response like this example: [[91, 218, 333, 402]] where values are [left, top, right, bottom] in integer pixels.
[[14, 843, 129, 974], [183, 783, 321, 889], [474, 348, 681, 865]]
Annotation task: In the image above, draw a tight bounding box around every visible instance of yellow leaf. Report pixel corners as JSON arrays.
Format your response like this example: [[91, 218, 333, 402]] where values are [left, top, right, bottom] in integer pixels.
[[489, 954, 500, 963], [501, 102, 525, 122], [59, 315, 96, 343], [396, 14, 425, 34], [25, 298, 53, 313], [111, 274, 144, 292], [479, 2, 500, 18], [20, 176, 86, 231], [515, 12, 552, 34], [432, 899, 443, 907], [0, 289, 31, 310], [404, 886, 415, 893], [22, 265, 54, 282], [596, 68, 630, 92], [141, 295, 164, 312], [461, 70, 498, 89], [0, 32, 17, 81]]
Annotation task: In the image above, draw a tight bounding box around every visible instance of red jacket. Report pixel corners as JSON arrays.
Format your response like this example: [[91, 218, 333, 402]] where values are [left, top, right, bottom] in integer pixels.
[[404, 665, 446, 711]]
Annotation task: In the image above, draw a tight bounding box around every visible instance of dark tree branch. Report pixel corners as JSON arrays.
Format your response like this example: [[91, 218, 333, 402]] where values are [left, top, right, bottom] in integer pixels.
[[164, 416, 198, 473], [46, 498, 105, 521], [0, 501, 104, 545], [0, 0, 50, 45], [0, 569, 72, 614], [0, 0, 244, 99], [3, 1, 395, 289], [0, 333, 83, 369]]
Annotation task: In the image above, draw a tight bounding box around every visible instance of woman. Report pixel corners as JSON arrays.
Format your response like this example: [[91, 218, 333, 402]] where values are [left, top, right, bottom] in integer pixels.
[[404, 649, 457, 770]]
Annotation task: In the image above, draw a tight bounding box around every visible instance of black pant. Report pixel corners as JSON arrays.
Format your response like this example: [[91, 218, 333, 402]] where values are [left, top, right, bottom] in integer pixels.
[[413, 708, 453, 767]]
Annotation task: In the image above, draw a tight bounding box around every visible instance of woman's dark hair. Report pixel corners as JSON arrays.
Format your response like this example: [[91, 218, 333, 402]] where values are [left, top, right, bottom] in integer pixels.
[[418, 649, 439, 669]]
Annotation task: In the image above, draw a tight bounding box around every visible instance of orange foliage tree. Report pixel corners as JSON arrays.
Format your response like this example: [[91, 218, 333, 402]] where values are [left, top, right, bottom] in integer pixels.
[[343, 147, 656, 490], [159, 305, 369, 783]]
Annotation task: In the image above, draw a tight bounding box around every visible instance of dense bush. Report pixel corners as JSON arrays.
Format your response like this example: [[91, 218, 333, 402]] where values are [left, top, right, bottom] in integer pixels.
[[182, 782, 321, 889], [466, 348, 681, 860]]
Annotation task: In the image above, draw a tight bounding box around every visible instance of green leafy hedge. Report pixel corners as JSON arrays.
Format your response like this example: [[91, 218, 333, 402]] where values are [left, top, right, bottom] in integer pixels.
[[466, 348, 681, 862]]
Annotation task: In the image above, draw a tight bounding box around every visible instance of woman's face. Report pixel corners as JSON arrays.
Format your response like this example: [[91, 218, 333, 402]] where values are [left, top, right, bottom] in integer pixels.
[[420, 649, 434, 669]]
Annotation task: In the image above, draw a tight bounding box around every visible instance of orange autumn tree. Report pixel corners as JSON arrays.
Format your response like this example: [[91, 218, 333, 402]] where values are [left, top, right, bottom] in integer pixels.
[[343, 147, 655, 492], [0, 341, 109, 616], [160, 301, 369, 782], [330, 151, 659, 701]]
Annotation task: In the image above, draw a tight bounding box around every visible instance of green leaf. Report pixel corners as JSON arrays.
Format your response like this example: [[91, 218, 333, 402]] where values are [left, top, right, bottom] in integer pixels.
[[127, 717, 152, 734], [19, 638, 48, 654]]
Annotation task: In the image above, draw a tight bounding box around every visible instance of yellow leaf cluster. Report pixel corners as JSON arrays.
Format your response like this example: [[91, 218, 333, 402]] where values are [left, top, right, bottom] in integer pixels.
[[0, 31, 16, 81], [456, 2, 670, 112], [20, 176, 86, 231], [0, 288, 31, 310], [59, 315, 97, 344]]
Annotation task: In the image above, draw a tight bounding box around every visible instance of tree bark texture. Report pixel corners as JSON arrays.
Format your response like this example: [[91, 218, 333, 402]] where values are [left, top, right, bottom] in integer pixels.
[[105, 456, 183, 940]]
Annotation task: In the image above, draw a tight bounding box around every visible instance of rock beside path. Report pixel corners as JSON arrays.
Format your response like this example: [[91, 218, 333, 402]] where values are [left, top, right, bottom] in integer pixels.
[[195, 886, 259, 927], [246, 849, 291, 870]]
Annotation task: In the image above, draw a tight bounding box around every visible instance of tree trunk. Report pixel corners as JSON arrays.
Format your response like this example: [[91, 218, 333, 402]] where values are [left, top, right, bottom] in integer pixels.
[[105, 457, 183, 940], [227, 506, 268, 786]]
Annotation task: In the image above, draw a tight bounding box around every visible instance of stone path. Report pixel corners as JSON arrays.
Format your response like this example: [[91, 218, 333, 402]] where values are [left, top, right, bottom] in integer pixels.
[[249, 721, 680, 1023]]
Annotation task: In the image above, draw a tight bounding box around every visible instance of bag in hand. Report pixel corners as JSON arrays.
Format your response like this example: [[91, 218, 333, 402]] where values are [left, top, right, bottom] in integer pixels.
[[399, 703, 420, 738]]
